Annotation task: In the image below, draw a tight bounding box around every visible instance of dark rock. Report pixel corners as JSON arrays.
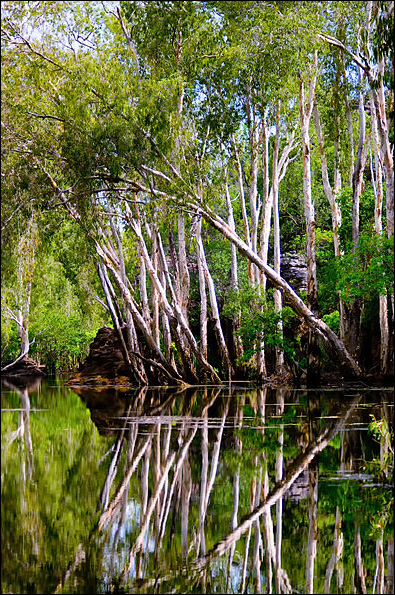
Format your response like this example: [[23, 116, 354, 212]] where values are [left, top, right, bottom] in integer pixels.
[[67, 326, 132, 387], [280, 252, 307, 293], [1, 356, 47, 378], [70, 385, 133, 436]]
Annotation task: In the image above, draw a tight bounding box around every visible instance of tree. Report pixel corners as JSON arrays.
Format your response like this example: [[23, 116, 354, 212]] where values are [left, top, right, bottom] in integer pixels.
[[2, 0, 392, 383]]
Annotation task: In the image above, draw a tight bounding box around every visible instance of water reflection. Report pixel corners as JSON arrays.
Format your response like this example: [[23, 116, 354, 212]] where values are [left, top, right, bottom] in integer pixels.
[[1, 379, 394, 594], [2, 376, 39, 481]]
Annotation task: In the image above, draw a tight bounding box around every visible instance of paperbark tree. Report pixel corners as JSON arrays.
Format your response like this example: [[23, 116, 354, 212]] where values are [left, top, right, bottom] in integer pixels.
[[224, 167, 244, 369], [313, 103, 346, 336], [197, 203, 362, 378], [370, 99, 390, 374], [4, 0, 389, 383], [1, 213, 39, 373], [194, 216, 234, 380], [272, 108, 285, 375], [299, 51, 321, 384]]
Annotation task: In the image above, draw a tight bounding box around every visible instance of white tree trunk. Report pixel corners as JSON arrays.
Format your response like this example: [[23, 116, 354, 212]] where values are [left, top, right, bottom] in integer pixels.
[[151, 228, 161, 347], [299, 58, 318, 313], [178, 213, 190, 319], [2, 214, 38, 372], [195, 220, 233, 379], [371, 97, 390, 374], [249, 118, 261, 286], [225, 173, 244, 368], [299, 52, 320, 383], [353, 526, 367, 594], [232, 134, 251, 247], [198, 203, 362, 377], [306, 462, 318, 594], [324, 508, 343, 593], [196, 217, 208, 362], [272, 110, 285, 374], [313, 103, 347, 341], [259, 121, 272, 293]]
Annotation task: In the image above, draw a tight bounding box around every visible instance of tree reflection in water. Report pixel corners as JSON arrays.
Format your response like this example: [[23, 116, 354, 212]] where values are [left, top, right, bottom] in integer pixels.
[[1, 379, 393, 594]]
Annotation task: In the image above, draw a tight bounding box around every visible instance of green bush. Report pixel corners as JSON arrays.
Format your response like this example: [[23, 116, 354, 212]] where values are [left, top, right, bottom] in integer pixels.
[[322, 310, 340, 335], [30, 313, 97, 372]]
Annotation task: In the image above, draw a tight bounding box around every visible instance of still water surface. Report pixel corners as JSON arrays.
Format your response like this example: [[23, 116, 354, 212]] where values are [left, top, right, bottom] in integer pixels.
[[1, 376, 393, 594]]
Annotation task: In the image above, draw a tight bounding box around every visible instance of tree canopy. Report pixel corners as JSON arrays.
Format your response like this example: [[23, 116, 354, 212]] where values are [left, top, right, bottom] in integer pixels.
[[1, 0, 393, 383]]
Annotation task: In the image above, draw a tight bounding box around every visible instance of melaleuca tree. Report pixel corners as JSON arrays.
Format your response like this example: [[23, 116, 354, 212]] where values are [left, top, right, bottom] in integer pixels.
[[3, 0, 382, 382]]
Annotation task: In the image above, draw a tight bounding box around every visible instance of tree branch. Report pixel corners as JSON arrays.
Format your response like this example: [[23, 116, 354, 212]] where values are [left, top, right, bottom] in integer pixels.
[[318, 33, 370, 74], [26, 111, 65, 122]]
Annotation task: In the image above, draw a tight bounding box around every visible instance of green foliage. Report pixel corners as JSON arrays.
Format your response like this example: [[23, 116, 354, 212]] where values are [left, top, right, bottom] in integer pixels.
[[1, 0, 394, 381], [223, 285, 272, 363], [337, 185, 378, 252], [31, 314, 97, 372], [337, 233, 394, 304], [222, 285, 298, 367], [0, 321, 20, 365], [29, 251, 106, 370], [366, 414, 394, 481], [322, 310, 341, 335]]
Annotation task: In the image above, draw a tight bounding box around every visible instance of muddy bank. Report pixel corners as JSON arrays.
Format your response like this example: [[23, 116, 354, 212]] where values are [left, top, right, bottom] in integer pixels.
[[1, 356, 47, 378]]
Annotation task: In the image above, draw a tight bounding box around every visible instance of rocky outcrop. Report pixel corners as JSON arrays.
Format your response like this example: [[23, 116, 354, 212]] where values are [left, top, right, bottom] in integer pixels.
[[67, 326, 132, 386], [1, 356, 47, 377], [280, 252, 307, 293]]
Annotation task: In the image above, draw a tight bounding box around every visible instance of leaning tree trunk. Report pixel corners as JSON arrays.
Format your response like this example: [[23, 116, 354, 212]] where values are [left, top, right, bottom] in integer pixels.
[[232, 134, 251, 247], [196, 203, 362, 378], [177, 213, 190, 320], [225, 170, 244, 371], [257, 120, 272, 380], [95, 240, 183, 385], [248, 113, 261, 287], [109, 218, 148, 384], [133, 202, 152, 330], [196, 217, 208, 366], [96, 260, 144, 384]]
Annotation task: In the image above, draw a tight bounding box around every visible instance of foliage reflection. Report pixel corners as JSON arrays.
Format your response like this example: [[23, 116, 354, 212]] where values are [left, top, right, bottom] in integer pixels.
[[1, 380, 393, 594]]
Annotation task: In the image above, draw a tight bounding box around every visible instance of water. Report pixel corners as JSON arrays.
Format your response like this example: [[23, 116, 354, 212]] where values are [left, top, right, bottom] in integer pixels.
[[1, 376, 393, 594]]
